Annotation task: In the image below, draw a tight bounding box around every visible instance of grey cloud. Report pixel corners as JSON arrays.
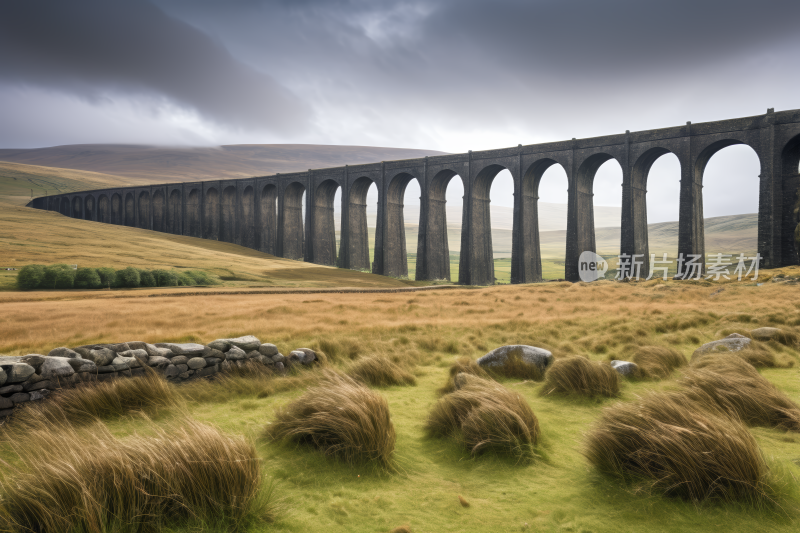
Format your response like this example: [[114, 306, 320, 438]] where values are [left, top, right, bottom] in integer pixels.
[[0, 0, 312, 134]]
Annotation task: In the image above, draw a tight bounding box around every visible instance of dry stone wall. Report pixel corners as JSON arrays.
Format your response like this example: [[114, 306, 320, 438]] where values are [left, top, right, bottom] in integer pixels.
[[0, 336, 317, 418]]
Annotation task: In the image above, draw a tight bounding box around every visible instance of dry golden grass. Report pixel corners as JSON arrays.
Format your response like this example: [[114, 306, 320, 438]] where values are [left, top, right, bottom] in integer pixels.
[[679, 355, 800, 431], [540, 356, 620, 398], [426, 376, 540, 460], [631, 346, 687, 379], [346, 355, 416, 387], [9, 371, 177, 428], [691, 341, 788, 369], [265, 371, 396, 468], [438, 356, 490, 395], [584, 391, 770, 503], [0, 417, 267, 532]]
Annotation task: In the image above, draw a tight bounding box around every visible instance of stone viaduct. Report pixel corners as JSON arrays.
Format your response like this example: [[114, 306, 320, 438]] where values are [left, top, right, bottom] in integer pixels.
[[28, 108, 800, 284]]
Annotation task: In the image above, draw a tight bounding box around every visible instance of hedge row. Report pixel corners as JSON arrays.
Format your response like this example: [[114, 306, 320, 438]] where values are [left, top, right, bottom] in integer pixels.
[[17, 264, 218, 290]]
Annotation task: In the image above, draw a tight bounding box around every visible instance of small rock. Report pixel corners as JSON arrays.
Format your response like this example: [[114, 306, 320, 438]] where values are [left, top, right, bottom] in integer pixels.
[[110, 341, 148, 352], [110, 356, 139, 371], [245, 350, 261, 359], [610, 360, 639, 377], [40, 357, 76, 379], [47, 347, 81, 359], [117, 349, 149, 363], [29, 390, 50, 401], [80, 348, 116, 367], [176, 364, 189, 373], [258, 343, 279, 357], [221, 335, 261, 351], [751, 327, 797, 345], [72, 345, 105, 357], [0, 409, 14, 418], [0, 369, 5, 387], [6, 363, 35, 383], [9, 392, 30, 404], [203, 347, 225, 360], [147, 356, 171, 367], [293, 348, 317, 365], [205, 357, 222, 365], [65, 358, 96, 373], [207, 339, 230, 351], [187, 357, 207, 370], [220, 360, 232, 372], [170, 355, 189, 365], [97, 365, 117, 374], [0, 397, 12, 409], [271, 353, 286, 364], [692, 334, 751, 360], [23, 380, 51, 392], [0, 384, 23, 395], [195, 365, 218, 378], [164, 364, 180, 378], [144, 344, 174, 358], [226, 346, 247, 361], [255, 355, 270, 365], [155, 343, 206, 356], [20, 354, 46, 368], [178, 371, 191, 379], [274, 362, 285, 373], [477, 345, 553, 373]]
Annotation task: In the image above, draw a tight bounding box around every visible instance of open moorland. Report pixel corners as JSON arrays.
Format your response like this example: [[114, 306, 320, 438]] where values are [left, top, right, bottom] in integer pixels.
[[1, 275, 800, 533]]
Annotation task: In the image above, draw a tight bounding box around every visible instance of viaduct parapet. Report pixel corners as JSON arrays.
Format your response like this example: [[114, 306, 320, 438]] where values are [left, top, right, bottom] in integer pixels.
[[27, 109, 800, 283]]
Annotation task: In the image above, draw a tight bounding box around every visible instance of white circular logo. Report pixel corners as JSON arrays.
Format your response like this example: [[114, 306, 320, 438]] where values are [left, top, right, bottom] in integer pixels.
[[578, 251, 608, 282]]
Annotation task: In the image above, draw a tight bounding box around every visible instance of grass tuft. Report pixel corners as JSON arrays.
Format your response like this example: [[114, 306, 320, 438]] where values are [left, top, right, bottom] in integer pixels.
[[632, 346, 687, 379], [584, 391, 771, 503], [540, 356, 620, 398], [0, 417, 269, 532], [679, 355, 800, 431], [265, 371, 396, 468], [346, 355, 416, 387], [438, 356, 490, 395], [426, 376, 539, 461]]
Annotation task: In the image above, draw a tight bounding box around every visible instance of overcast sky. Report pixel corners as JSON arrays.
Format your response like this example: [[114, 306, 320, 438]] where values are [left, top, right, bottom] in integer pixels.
[[1, 0, 795, 221]]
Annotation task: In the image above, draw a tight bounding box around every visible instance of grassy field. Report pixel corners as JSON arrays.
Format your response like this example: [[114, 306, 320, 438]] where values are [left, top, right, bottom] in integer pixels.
[[1, 275, 800, 532]]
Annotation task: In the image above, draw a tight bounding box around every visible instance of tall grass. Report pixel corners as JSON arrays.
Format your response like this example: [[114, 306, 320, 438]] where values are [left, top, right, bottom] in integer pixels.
[[11, 371, 177, 427], [0, 417, 268, 532], [540, 356, 620, 398], [584, 391, 771, 503], [632, 346, 686, 379], [346, 355, 416, 387], [438, 356, 490, 395], [679, 355, 800, 431], [265, 371, 396, 468], [426, 376, 540, 461]]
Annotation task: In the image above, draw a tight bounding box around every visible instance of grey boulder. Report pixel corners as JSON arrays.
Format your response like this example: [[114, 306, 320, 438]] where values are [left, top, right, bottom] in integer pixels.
[[147, 356, 171, 367], [222, 336, 261, 351], [80, 348, 116, 367], [29, 390, 50, 401], [40, 357, 76, 380], [170, 356, 188, 365], [0, 369, 5, 387], [0, 396, 12, 409], [110, 356, 140, 371], [610, 360, 639, 377], [156, 343, 206, 356], [48, 347, 81, 359], [692, 333, 751, 360], [21, 355, 46, 368], [271, 353, 286, 364], [144, 344, 174, 358], [5, 363, 36, 383], [477, 345, 553, 372], [66, 358, 96, 373], [164, 364, 180, 378], [258, 343, 279, 357], [225, 346, 247, 361], [0, 384, 23, 395], [291, 348, 317, 365], [187, 357, 207, 370], [207, 339, 230, 352], [10, 392, 30, 404]]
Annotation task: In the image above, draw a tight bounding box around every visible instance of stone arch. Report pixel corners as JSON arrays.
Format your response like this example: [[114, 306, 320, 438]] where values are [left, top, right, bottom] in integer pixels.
[[221, 186, 236, 243], [167, 189, 181, 234], [259, 184, 278, 255], [426, 169, 464, 281], [781, 133, 800, 265], [110, 193, 122, 225], [694, 140, 762, 185], [283, 182, 306, 260], [520, 158, 567, 282], [313, 179, 341, 266], [48, 196, 58, 212], [347, 177, 375, 270], [241, 185, 255, 248], [84, 195, 94, 221], [204, 188, 219, 240], [71, 196, 82, 219], [124, 192, 135, 227], [152, 190, 165, 232], [470, 164, 512, 285], [186, 188, 201, 238], [138, 191, 150, 229], [386, 172, 419, 278], [574, 153, 620, 267], [98, 195, 110, 223], [59, 197, 70, 216]]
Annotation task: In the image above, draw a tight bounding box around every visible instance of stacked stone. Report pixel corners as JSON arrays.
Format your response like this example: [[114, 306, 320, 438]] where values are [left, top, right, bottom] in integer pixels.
[[0, 335, 318, 418]]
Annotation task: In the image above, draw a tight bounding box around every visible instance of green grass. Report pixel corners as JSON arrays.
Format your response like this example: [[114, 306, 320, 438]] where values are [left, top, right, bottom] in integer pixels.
[[71, 365, 800, 533]]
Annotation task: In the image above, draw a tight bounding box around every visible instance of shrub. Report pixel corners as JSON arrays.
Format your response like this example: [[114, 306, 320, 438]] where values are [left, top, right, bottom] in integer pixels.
[[0, 418, 267, 532], [115, 266, 141, 288], [438, 356, 490, 395], [42, 264, 72, 289], [584, 391, 770, 503], [426, 376, 539, 460], [540, 356, 620, 398], [73, 267, 102, 289], [632, 346, 686, 379], [679, 355, 800, 431], [265, 371, 395, 468], [54, 268, 75, 289], [346, 355, 416, 387], [153, 269, 179, 287], [178, 272, 197, 286], [97, 267, 116, 288], [16, 264, 45, 290], [184, 270, 215, 285], [138, 269, 157, 287]]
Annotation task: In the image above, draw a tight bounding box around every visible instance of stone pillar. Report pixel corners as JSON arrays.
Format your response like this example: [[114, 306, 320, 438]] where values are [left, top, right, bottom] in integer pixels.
[[565, 140, 582, 282], [415, 158, 429, 280], [678, 123, 704, 273], [510, 146, 525, 284], [458, 152, 473, 285], [373, 163, 387, 275]]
